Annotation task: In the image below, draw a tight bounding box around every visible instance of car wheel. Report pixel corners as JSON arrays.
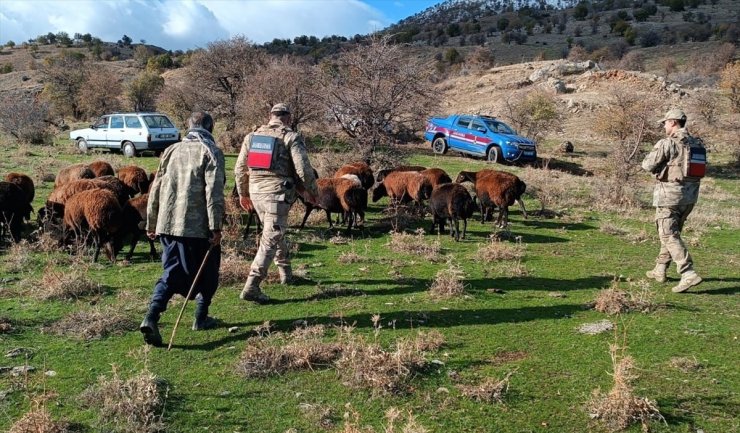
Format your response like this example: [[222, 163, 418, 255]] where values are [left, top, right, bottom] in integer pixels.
[[486, 146, 500, 163], [122, 141, 137, 158], [432, 137, 448, 155], [76, 138, 88, 154]]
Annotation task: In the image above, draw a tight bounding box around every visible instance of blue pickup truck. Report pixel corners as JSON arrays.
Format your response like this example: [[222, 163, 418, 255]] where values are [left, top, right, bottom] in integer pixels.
[[424, 114, 537, 163]]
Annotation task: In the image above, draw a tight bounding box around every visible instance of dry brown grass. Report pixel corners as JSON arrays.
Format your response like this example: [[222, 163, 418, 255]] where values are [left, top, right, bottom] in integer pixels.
[[458, 371, 515, 403], [44, 306, 135, 341], [599, 222, 628, 236], [376, 204, 427, 233], [428, 262, 466, 299], [218, 246, 251, 286], [477, 236, 525, 262], [298, 402, 335, 430], [2, 241, 33, 273], [335, 330, 444, 395], [668, 356, 703, 373], [338, 250, 368, 264], [0, 316, 13, 333], [82, 366, 167, 433], [387, 229, 441, 262], [9, 401, 70, 433], [32, 263, 103, 301], [587, 344, 665, 432], [339, 406, 428, 433], [593, 280, 658, 315], [235, 325, 343, 378]]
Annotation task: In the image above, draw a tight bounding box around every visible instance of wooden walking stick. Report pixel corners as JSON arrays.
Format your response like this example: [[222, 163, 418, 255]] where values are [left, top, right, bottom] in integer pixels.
[[167, 245, 215, 351]]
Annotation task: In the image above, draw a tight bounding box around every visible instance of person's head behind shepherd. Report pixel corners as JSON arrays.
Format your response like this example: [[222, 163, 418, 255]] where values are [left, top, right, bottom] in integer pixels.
[[270, 103, 291, 123], [188, 111, 214, 133]]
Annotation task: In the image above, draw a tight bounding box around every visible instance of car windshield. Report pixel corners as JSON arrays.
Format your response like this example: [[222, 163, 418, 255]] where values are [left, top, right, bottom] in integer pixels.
[[483, 119, 516, 135], [143, 115, 174, 128]]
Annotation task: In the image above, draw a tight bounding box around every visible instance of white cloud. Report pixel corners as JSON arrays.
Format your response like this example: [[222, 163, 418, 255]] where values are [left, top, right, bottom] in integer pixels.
[[0, 0, 391, 50]]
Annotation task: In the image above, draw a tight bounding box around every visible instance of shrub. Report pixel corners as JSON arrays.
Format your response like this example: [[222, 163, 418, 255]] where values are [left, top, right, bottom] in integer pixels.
[[78, 67, 122, 118], [502, 89, 560, 143], [126, 72, 164, 112], [0, 93, 52, 144], [0, 63, 12, 74], [719, 61, 740, 112]]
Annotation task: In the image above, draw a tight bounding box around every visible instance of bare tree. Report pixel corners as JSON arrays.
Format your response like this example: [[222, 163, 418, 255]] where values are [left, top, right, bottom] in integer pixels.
[[40, 51, 87, 119], [318, 35, 438, 160], [0, 92, 51, 144], [502, 89, 560, 143], [126, 72, 164, 112], [592, 85, 660, 206], [78, 68, 122, 119], [157, 83, 200, 129], [187, 36, 265, 131], [239, 56, 323, 131]]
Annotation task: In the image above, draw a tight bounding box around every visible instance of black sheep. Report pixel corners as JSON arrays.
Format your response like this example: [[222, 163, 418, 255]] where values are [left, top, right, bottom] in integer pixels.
[[0, 181, 33, 243], [429, 183, 476, 241]]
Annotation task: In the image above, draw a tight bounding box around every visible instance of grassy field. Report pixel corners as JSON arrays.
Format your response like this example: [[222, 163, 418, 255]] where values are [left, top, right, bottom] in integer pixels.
[[1, 137, 738, 433]]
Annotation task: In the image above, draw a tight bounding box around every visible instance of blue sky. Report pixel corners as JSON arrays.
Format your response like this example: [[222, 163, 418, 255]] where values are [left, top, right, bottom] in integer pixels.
[[0, 0, 440, 50]]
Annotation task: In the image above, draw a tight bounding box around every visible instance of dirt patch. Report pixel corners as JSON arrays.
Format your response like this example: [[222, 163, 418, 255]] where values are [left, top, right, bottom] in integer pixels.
[[44, 307, 135, 341], [458, 371, 515, 403], [490, 350, 528, 365], [577, 320, 614, 335]]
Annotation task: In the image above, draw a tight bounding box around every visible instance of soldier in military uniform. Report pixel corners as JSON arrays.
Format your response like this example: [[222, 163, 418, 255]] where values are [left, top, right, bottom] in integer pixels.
[[641, 108, 704, 293], [234, 103, 318, 304], [140, 111, 226, 346]]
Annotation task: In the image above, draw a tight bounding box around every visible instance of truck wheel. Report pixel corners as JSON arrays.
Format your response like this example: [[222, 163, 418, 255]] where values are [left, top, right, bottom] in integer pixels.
[[486, 146, 500, 163], [432, 137, 448, 155], [122, 141, 137, 158], [76, 138, 88, 154]]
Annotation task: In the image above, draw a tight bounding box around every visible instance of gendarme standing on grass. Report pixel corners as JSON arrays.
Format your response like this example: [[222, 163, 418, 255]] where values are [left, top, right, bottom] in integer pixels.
[[641, 108, 706, 293], [234, 103, 318, 304], [140, 111, 226, 346]]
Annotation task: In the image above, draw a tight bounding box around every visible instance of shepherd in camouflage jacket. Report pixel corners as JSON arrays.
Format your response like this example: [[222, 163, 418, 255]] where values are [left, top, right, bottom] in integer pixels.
[[140, 111, 226, 347]]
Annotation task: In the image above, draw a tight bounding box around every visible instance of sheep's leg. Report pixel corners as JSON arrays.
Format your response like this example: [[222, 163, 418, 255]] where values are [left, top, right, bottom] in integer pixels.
[[462, 218, 468, 239], [299, 204, 314, 229], [126, 230, 139, 261], [430, 216, 437, 235], [344, 210, 354, 235], [325, 210, 334, 228], [454, 217, 461, 241], [147, 236, 158, 260], [517, 198, 528, 219], [92, 233, 101, 263]]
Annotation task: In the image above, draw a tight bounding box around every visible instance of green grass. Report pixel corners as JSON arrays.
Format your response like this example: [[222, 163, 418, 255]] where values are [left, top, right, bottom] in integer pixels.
[[1, 139, 738, 433]]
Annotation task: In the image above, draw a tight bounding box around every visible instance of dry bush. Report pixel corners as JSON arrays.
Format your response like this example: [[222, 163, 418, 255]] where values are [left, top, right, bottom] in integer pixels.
[[428, 262, 466, 299], [690, 91, 721, 126], [719, 61, 740, 113], [593, 280, 658, 315], [298, 402, 335, 430], [339, 406, 428, 433], [219, 246, 250, 286], [0, 93, 52, 144], [235, 325, 343, 378], [658, 57, 677, 78], [502, 89, 560, 143], [668, 356, 703, 373], [336, 331, 443, 395], [376, 203, 426, 233], [477, 236, 525, 262], [3, 241, 33, 273], [458, 371, 515, 403], [0, 316, 13, 333], [519, 164, 591, 214], [217, 130, 247, 153], [587, 344, 665, 432], [33, 263, 103, 301], [387, 229, 441, 262], [44, 306, 135, 340], [338, 250, 368, 264], [591, 85, 660, 209], [687, 42, 736, 77], [309, 150, 359, 178], [9, 402, 69, 433], [599, 222, 627, 236], [82, 366, 167, 433], [567, 45, 590, 61], [78, 67, 122, 119], [617, 51, 644, 71]]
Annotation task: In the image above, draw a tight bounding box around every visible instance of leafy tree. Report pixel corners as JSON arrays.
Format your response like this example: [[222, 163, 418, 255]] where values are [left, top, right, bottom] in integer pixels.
[[5, 40, 15, 48], [56, 31, 72, 46], [447, 23, 462, 37], [126, 72, 164, 112], [120, 34, 132, 46], [78, 68, 122, 118], [444, 47, 463, 64], [497, 17, 510, 32], [574, 1, 590, 20]]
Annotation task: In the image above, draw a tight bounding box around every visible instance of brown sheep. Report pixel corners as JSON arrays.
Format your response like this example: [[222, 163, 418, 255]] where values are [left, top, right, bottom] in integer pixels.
[[41, 177, 129, 226], [420, 168, 452, 190], [4, 172, 35, 204], [334, 162, 374, 190], [429, 183, 477, 241], [375, 165, 426, 182], [63, 188, 124, 263], [300, 176, 367, 234], [117, 165, 150, 197], [0, 182, 33, 243], [372, 171, 433, 205], [455, 170, 527, 227], [88, 160, 115, 177], [55, 163, 95, 188], [117, 193, 158, 261]]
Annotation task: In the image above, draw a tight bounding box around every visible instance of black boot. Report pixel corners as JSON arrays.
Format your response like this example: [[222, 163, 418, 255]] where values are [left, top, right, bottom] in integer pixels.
[[192, 304, 218, 331], [140, 310, 162, 346]]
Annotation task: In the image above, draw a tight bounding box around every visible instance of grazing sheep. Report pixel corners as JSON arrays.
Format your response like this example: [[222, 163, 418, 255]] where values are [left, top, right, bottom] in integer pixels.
[[117, 165, 150, 197], [375, 165, 426, 182], [429, 183, 477, 241], [117, 193, 158, 261], [455, 170, 527, 228], [4, 172, 35, 204], [420, 168, 452, 189], [55, 163, 95, 188], [334, 162, 374, 190], [300, 176, 367, 234], [63, 188, 123, 263], [41, 177, 130, 226], [0, 181, 33, 243], [372, 171, 433, 206], [88, 160, 115, 177]]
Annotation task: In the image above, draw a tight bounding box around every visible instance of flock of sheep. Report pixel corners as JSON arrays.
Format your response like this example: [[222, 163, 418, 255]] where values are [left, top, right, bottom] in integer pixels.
[[0, 158, 528, 262]]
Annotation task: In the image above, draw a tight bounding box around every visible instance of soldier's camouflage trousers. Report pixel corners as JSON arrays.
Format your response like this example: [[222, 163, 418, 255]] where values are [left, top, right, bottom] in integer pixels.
[[248, 193, 291, 280], [654, 204, 694, 274]]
